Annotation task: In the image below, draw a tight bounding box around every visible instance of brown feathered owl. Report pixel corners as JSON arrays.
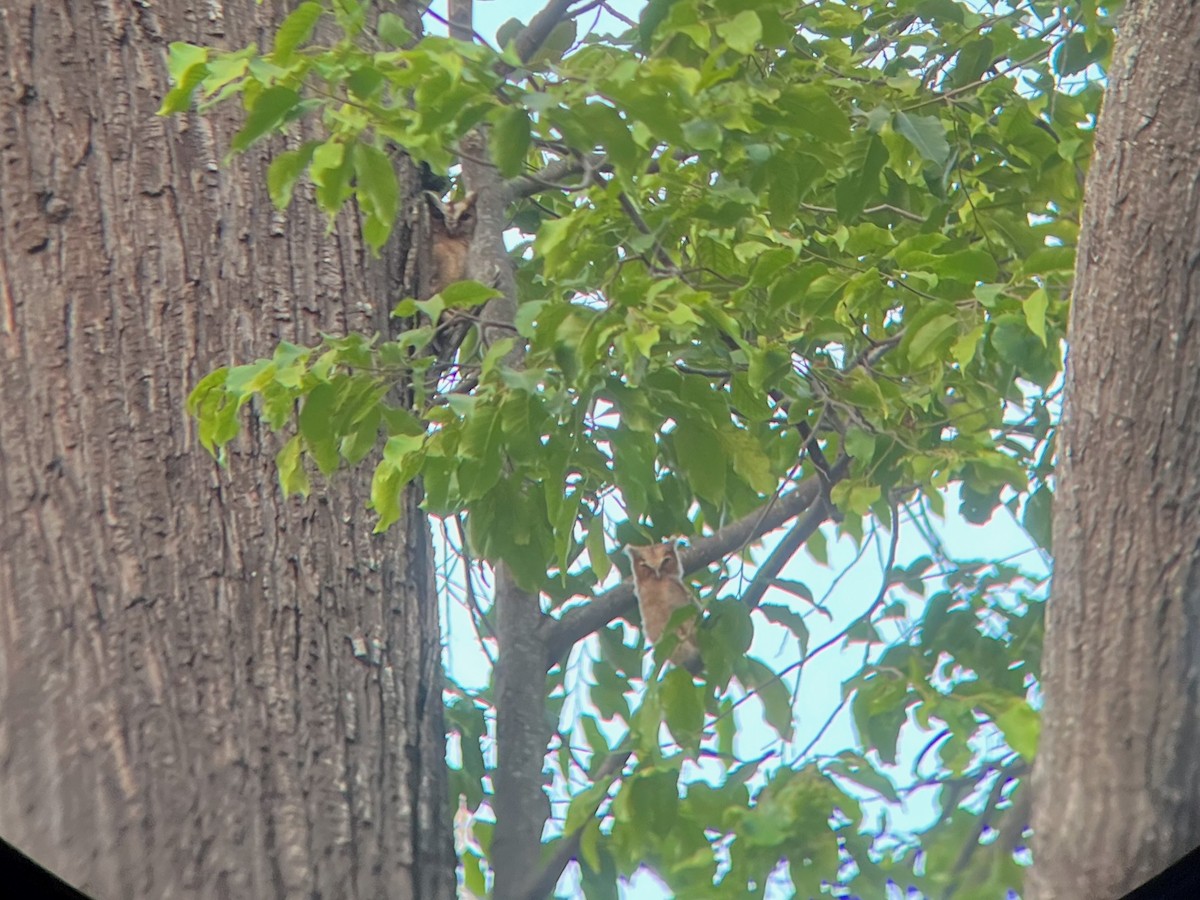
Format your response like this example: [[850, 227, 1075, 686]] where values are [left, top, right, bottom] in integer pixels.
[[421, 190, 477, 300], [624, 540, 702, 674]]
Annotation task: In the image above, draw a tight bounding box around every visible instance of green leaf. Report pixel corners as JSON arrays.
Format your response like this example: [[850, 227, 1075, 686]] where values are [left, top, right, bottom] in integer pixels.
[[165, 41, 208, 84], [529, 18, 578, 64], [267, 143, 316, 210], [783, 86, 851, 143], [158, 43, 210, 114], [850, 677, 908, 765], [377, 12, 413, 48], [844, 428, 876, 464], [991, 314, 1059, 386], [662, 668, 704, 754], [276, 434, 311, 497], [697, 601, 754, 689], [757, 602, 810, 657], [738, 656, 794, 741], [369, 464, 403, 531], [383, 432, 425, 469], [273, 2, 322, 65], [682, 119, 722, 151], [439, 280, 502, 308], [564, 778, 610, 836], [492, 106, 531, 177], [949, 37, 996, 88], [717, 11, 762, 55], [298, 382, 341, 475], [462, 853, 486, 896], [1055, 31, 1111, 77], [906, 313, 960, 368], [620, 769, 679, 834], [672, 421, 725, 504], [936, 249, 999, 283], [831, 481, 881, 517], [578, 820, 602, 874], [587, 516, 611, 583], [716, 698, 735, 759], [341, 405, 381, 465], [353, 143, 399, 249], [638, 0, 680, 49], [1023, 485, 1053, 551], [825, 752, 899, 803], [894, 111, 951, 166], [1024, 286, 1050, 344], [310, 140, 352, 213], [230, 86, 301, 154], [995, 701, 1040, 758], [188, 368, 238, 458], [224, 359, 275, 398], [496, 17, 524, 50], [457, 406, 504, 500], [836, 135, 887, 219], [952, 324, 985, 368]]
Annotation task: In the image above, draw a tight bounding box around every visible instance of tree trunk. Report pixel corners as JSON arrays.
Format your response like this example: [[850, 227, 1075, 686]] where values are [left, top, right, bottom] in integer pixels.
[[1030, 2, 1200, 896], [0, 3, 454, 899]]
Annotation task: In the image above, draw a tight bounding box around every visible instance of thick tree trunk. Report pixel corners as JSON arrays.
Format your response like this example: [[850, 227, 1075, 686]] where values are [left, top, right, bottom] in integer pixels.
[[0, 3, 453, 899], [1030, 2, 1200, 896]]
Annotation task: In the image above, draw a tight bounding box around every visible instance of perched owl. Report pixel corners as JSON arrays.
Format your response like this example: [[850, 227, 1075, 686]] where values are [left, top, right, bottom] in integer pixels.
[[624, 540, 702, 674], [421, 189, 477, 300]]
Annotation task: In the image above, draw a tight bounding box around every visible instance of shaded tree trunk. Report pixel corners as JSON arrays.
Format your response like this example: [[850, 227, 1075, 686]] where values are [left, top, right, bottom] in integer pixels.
[[1030, 2, 1200, 896], [0, 3, 453, 899]]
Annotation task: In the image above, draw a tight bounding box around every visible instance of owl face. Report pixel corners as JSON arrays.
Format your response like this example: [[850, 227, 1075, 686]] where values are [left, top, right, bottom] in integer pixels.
[[624, 541, 682, 579], [425, 190, 478, 237]]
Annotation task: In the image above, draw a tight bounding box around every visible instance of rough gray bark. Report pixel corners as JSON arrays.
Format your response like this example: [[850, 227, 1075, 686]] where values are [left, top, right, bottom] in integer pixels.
[[1029, 1, 1200, 896], [0, 3, 453, 899]]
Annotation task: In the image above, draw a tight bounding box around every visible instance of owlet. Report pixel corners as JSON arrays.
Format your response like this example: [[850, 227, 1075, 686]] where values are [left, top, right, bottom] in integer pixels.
[[624, 540, 702, 675]]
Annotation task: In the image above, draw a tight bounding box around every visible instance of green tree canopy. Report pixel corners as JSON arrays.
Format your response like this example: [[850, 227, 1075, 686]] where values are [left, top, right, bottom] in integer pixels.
[[167, 0, 1116, 895]]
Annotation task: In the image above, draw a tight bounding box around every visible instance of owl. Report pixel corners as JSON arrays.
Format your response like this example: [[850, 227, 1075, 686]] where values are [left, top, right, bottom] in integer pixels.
[[624, 540, 703, 674], [421, 190, 477, 300]]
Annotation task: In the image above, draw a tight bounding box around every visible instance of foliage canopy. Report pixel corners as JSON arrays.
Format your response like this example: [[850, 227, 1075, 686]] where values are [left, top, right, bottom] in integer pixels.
[[167, 0, 1115, 895]]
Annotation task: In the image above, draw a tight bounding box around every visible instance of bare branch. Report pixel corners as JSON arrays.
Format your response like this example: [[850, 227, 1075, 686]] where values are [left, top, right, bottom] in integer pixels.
[[800, 501, 899, 665], [801, 202, 926, 223], [504, 153, 605, 202], [601, 2, 638, 28]]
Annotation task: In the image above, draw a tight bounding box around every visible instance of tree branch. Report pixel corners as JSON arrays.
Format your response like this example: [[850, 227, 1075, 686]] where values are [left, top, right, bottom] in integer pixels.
[[514, 0, 581, 64], [541, 456, 850, 667], [504, 153, 604, 202], [444, 0, 482, 43], [491, 565, 555, 898], [520, 748, 633, 900], [737, 494, 834, 611]]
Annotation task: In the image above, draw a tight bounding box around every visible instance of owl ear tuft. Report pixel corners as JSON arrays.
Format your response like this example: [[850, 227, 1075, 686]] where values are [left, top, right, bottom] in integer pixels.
[[423, 191, 447, 221], [622, 544, 640, 562]]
